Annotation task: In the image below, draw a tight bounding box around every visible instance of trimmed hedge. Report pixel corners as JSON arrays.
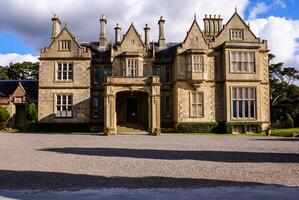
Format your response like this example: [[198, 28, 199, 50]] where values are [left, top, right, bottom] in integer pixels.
[[177, 121, 262, 134], [29, 123, 91, 132], [177, 122, 219, 133], [224, 122, 262, 134]]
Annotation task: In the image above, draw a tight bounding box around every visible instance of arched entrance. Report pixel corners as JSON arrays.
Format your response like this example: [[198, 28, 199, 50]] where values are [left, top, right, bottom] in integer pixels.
[[116, 91, 148, 131]]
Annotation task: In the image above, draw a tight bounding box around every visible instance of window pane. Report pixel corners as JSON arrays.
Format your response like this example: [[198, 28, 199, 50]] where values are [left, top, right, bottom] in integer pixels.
[[192, 105, 197, 116], [250, 100, 255, 118], [238, 100, 243, 118], [245, 100, 249, 118], [68, 95, 72, 105], [233, 100, 237, 118], [57, 96, 61, 105]]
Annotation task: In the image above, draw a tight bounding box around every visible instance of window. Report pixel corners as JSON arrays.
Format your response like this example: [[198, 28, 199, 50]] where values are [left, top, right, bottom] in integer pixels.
[[93, 96, 99, 118], [56, 94, 72, 117], [126, 59, 138, 77], [230, 51, 255, 73], [152, 67, 160, 76], [232, 87, 256, 119], [165, 96, 171, 118], [192, 55, 204, 72], [165, 66, 170, 83], [59, 40, 70, 51], [190, 92, 204, 117], [230, 29, 244, 40], [94, 67, 99, 84], [57, 63, 73, 81]]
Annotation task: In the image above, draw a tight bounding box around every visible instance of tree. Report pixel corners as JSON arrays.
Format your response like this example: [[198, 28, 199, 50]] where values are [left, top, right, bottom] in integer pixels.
[[269, 54, 299, 106], [27, 103, 37, 123], [6, 62, 39, 80], [0, 106, 10, 129], [0, 67, 9, 80]]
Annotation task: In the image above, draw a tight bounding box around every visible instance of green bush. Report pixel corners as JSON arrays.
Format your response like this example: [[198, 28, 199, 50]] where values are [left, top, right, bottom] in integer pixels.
[[177, 122, 218, 133], [225, 122, 262, 134], [285, 113, 294, 128], [0, 106, 10, 130], [27, 103, 37, 123]]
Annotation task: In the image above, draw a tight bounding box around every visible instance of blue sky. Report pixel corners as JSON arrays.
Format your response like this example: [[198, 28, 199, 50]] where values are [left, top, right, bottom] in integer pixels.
[[0, 0, 298, 71]]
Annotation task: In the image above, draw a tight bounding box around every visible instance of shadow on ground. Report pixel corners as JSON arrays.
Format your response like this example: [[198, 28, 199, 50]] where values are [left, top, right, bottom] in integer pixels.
[[253, 138, 299, 142], [39, 147, 299, 163], [0, 170, 282, 190]]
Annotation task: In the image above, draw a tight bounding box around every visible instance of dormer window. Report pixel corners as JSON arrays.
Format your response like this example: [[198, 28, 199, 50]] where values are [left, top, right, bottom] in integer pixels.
[[59, 40, 70, 51], [230, 29, 244, 40]]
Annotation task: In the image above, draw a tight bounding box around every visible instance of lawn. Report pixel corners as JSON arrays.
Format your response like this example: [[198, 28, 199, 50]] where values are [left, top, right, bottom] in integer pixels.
[[270, 128, 299, 137]]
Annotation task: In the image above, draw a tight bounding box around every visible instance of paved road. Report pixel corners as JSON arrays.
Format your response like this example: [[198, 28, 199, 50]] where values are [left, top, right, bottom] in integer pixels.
[[0, 133, 298, 199]]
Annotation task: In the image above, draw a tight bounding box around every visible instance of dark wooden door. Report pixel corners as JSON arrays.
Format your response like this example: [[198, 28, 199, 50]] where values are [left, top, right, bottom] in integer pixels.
[[126, 98, 138, 123]]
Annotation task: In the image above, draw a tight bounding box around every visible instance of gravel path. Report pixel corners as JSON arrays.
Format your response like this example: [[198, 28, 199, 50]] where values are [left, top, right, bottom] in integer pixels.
[[0, 133, 298, 190]]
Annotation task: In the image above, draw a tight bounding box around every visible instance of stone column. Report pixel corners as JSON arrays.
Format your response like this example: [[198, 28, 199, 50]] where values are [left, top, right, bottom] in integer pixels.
[[149, 83, 161, 133], [104, 85, 117, 134]]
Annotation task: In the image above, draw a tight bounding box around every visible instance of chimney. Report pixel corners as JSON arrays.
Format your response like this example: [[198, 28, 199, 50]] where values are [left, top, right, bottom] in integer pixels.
[[99, 14, 107, 47], [114, 23, 121, 44], [158, 16, 166, 48], [204, 14, 223, 38], [51, 14, 61, 40], [144, 24, 150, 47]]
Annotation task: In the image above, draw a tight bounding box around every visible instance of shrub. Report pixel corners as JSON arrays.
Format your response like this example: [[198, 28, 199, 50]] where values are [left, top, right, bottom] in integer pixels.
[[177, 122, 218, 133], [27, 103, 37, 123], [0, 106, 10, 130], [285, 113, 294, 128], [225, 122, 262, 134]]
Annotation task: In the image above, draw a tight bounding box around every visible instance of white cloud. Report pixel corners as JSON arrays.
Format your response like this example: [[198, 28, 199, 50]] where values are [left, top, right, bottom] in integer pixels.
[[249, 2, 269, 20], [0, 0, 249, 50], [273, 0, 287, 8], [0, 53, 38, 66], [249, 16, 299, 69]]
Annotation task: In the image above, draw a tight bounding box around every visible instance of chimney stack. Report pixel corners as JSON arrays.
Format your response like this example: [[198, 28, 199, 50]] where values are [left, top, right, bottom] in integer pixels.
[[204, 14, 223, 39], [158, 16, 166, 48], [51, 14, 61, 41], [114, 23, 121, 44], [144, 24, 150, 47], [99, 14, 107, 47]]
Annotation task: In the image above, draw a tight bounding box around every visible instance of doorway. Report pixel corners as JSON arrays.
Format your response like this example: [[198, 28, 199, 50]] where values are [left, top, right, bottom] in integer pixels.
[[126, 98, 138, 123]]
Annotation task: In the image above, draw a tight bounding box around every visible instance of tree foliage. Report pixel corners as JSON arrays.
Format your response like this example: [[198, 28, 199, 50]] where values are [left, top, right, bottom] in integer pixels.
[[269, 54, 299, 127], [0, 106, 10, 122], [27, 103, 37, 123], [0, 62, 38, 80]]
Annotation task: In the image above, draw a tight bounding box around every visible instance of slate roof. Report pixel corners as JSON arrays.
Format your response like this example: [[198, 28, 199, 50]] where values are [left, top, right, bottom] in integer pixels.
[[0, 80, 38, 99]]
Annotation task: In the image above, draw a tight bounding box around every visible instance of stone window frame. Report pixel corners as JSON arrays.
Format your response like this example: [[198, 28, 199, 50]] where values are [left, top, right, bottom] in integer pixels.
[[230, 29, 244, 40], [231, 87, 256, 120], [189, 91, 204, 118], [58, 40, 71, 51], [126, 58, 139, 77], [92, 96, 99, 119], [188, 54, 204, 72], [54, 94, 73, 118], [55, 62, 73, 81], [229, 51, 255, 73]]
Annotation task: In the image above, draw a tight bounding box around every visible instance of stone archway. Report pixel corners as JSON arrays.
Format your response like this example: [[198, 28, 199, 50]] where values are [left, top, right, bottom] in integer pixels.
[[104, 76, 160, 134]]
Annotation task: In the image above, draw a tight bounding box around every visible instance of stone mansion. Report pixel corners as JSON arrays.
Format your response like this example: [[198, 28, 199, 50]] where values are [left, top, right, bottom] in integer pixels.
[[38, 11, 270, 133]]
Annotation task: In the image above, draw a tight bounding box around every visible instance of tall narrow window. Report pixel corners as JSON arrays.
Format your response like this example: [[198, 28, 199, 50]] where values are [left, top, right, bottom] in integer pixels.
[[165, 96, 171, 118], [152, 67, 160, 76], [232, 87, 256, 119], [126, 59, 138, 77], [192, 55, 204, 72], [59, 40, 70, 51], [57, 63, 73, 81], [94, 67, 99, 84], [93, 96, 99, 118], [56, 94, 72, 117], [230, 51, 255, 73], [165, 66, 170, 83], [190, 92, 204, 117]]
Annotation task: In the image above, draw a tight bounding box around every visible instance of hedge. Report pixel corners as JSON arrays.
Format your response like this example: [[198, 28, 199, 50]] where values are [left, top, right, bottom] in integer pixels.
[[177, 122, 262, 134], [177, 122, 219, 133]]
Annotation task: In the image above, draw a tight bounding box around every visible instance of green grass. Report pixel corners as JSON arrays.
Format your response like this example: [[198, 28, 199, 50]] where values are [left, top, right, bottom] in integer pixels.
[[165, 133, 263, 136], [271, 128, 299, 137]]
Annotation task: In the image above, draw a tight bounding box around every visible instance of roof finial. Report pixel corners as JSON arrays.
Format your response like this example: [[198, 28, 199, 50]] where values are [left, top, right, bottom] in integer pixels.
[[235, 5, 238, 13], [194, 13, 197, 20]]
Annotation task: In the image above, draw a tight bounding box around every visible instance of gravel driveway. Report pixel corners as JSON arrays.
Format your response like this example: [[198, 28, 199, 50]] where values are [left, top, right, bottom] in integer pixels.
[[0, 133, 298, 190]]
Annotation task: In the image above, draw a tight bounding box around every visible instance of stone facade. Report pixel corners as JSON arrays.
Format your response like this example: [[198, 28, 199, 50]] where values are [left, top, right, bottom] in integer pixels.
[[38, 11, 270, 133]]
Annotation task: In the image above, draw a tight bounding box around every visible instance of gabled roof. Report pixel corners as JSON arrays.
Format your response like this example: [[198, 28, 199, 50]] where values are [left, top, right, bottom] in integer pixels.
[[119, 23, 145, 47], [216, 11, 258, 39], [0, 80, 38, 99], [48, 25, 82, 49], [183, 18, 208, 45]]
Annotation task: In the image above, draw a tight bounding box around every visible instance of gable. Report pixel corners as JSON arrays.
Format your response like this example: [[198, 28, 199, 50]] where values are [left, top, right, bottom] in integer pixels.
[[214, 12, 260, 46], [12, 83, 26, 97], [182, 20, 208, 50], [119, 24, 145, 52]]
